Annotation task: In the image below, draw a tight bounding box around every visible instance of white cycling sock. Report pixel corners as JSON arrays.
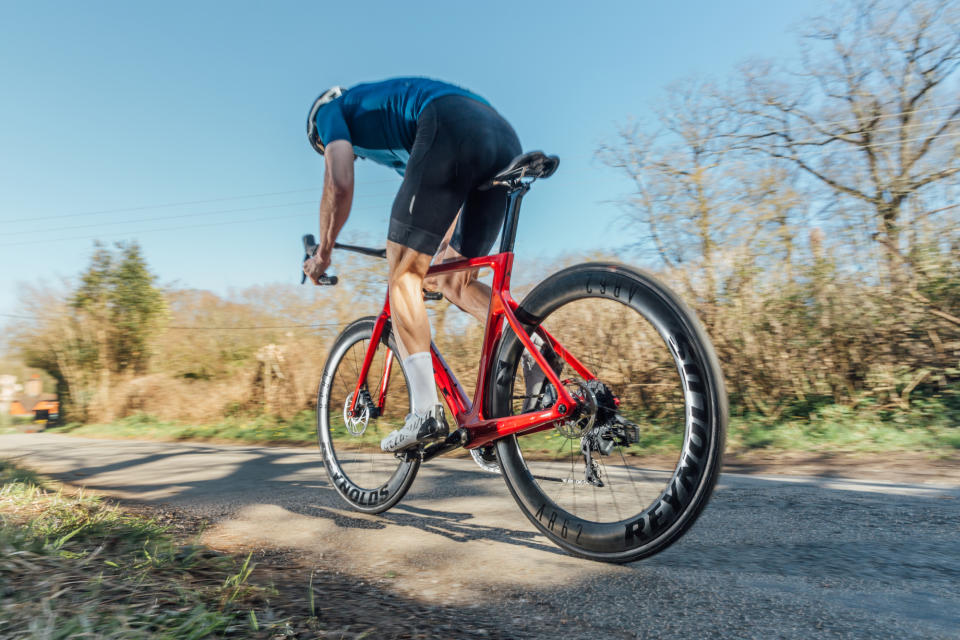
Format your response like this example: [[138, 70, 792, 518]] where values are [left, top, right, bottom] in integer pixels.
[[403, 352, 438, 415]]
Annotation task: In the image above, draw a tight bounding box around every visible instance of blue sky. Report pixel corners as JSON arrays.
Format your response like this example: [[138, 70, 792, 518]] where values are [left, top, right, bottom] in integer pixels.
[[0, 0, 829, 319]]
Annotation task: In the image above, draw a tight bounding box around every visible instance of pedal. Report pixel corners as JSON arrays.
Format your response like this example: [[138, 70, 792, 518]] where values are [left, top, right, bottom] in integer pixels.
[[419, 428, 469, 463]]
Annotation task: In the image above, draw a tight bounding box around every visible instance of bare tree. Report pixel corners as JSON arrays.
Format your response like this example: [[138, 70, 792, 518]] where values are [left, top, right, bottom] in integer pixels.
[[600, 80, 802, 319], [599, 1, 960, 416], [737, 0, 960, 286]]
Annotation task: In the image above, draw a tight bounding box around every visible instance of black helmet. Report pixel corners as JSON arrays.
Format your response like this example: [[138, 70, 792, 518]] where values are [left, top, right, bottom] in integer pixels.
[[306, 86, 344, 154]]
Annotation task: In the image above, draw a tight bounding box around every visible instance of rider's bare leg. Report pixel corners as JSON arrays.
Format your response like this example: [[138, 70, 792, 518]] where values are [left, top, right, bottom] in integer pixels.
[[386, 240, 433, 359], [422, 216, 491, 323], [381, 240, 448, 451]]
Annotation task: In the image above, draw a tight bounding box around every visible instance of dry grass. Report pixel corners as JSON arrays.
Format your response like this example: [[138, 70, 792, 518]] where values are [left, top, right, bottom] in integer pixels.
[[0, 460, 516, 639], [0, 461, 285, 639]]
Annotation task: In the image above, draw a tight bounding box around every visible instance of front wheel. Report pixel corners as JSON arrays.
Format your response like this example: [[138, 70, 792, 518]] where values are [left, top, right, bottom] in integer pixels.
[[317, 317, 419, 513], [490, 263, 727, 563]]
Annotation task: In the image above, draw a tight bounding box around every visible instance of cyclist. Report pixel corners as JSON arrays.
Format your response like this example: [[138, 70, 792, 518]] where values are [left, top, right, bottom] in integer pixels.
[[303, 77, 525, 452]]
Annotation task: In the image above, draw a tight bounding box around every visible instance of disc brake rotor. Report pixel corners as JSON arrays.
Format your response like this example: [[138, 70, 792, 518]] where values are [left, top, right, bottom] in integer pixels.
[[554, 379, 598, 439], [342, 391, 371, 436]]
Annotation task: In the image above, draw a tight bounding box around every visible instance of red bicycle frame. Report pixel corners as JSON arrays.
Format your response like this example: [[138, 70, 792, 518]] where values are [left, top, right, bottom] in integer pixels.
[[347, 250, 596, 451]]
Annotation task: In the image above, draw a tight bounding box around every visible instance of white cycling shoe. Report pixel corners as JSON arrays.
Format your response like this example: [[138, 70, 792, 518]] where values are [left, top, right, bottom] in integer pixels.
[[380, 404, 449, 452]]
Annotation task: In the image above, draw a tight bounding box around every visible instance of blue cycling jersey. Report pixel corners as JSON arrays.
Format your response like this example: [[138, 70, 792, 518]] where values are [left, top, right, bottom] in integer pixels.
[[312, 77, 488, 175]]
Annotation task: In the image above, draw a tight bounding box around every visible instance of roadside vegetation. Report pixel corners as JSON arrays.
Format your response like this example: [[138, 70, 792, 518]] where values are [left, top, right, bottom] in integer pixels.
[[46, 391, 960, 457], [48, 412, 318, 447], [0, 460, 302, 638], [2, 0, 958, 455], [0, 460, 512, 639]]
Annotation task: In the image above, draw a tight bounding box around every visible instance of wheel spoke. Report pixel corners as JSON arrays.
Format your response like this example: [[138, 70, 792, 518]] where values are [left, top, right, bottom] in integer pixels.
[[498, 279, 724, 560], [319, 322, 416, 513]]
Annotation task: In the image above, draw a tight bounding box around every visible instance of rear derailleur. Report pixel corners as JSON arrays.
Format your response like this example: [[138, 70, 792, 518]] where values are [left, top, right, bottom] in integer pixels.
[[560, 379, 640, 487], [579, 415, 641, 487]]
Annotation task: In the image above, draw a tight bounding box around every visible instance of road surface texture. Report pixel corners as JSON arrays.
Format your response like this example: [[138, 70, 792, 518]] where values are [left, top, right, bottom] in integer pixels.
[[1, 433, 958, 639]]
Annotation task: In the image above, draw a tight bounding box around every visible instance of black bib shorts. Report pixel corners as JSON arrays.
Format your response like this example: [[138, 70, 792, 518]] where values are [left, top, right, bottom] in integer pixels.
[[387, 95, 522, 258]]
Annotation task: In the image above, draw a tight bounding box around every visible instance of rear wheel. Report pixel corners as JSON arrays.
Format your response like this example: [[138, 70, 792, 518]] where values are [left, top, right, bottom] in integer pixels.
[[317, 317, 418, 513], [490, 263, 727, 562]]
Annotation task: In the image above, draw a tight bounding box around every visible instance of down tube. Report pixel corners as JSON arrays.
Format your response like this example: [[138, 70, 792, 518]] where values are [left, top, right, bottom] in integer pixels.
[[431, 345, 471, 420]]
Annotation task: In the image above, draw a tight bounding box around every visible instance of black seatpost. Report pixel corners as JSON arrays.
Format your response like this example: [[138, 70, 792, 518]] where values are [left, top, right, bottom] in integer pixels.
[[498, 181, 530, 254]]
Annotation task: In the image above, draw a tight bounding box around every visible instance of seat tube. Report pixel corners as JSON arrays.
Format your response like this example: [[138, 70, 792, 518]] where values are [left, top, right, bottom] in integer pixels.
[[497, 185, 529, 254]]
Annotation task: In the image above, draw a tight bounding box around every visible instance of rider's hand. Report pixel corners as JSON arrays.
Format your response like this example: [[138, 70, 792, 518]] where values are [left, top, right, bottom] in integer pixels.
[[303, 249, 332, 285]]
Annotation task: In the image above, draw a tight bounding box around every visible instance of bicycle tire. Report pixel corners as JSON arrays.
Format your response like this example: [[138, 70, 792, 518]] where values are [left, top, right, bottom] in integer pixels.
[[489, 263, 727, 563], [317, 317, 419, 514]]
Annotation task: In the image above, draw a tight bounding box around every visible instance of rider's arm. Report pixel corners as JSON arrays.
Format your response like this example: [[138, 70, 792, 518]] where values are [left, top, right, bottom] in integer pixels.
[[318, 139, 355, 260]]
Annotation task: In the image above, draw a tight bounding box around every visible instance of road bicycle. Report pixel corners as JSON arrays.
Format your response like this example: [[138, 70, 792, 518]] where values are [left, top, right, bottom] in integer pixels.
[[302, 151, 727, 563]]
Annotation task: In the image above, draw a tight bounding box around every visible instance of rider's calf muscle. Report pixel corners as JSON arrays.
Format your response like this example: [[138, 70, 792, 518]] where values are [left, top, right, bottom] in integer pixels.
[[387, 241, 433, 357]]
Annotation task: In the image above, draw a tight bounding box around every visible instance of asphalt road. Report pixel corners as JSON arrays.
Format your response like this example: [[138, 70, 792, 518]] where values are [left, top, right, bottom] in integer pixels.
[[1, 433, 958, 639]]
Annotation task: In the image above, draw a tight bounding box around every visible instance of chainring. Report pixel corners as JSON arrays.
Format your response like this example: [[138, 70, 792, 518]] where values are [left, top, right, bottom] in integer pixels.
[[470, 446, 501, 473]]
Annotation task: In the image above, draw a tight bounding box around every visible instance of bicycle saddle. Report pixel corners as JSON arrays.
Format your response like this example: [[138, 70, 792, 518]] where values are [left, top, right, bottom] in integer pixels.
[[479, 151, 559, 190]]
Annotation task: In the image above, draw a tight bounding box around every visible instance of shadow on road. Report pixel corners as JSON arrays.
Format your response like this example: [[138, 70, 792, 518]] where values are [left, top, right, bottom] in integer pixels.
[[6, 437, 565, 556], [3, 434, 959, 639]]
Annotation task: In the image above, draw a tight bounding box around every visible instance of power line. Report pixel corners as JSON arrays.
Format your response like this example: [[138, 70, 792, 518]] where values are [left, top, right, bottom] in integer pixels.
[[775, 116, 960, 141], [0, 188, 316, 225], [752, 118, 960, 144], [0, 200, 394, 247], [0, 128, 952, 248], [0, 311, 343, 331], [0, 212, 310, 248], [0, 178, 401, 225], [620, 130, 960, 170], [166, 322, 341, 330], [3, 200, 314, 237], [2, 192, 397, 237]]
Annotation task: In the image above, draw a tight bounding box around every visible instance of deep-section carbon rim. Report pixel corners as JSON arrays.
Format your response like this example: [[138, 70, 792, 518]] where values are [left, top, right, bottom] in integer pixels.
[[491, 263, 727, 562], [317, 318, 419, 514]]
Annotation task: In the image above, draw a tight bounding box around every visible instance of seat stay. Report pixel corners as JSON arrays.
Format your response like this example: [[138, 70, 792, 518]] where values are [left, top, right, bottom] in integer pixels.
[[537, 326, 596, 382], [460, 287, 581, 450]]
